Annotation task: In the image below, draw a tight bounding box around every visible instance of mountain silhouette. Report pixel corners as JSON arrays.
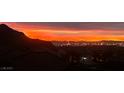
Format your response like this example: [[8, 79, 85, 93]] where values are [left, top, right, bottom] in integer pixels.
[[0, 24, 67, 70], [0, 24, 27, 41]]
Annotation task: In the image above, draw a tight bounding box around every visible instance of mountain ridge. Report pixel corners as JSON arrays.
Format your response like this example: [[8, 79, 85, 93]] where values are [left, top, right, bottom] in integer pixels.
[[0, 24, 66, 70]]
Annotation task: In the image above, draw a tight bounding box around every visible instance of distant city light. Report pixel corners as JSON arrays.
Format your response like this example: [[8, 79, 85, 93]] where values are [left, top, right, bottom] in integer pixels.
[[82, 57, 87, 60], [52, 41, 124, 47]]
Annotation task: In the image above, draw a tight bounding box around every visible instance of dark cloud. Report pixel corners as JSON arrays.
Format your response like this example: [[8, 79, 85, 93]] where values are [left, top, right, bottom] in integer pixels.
[[16, 22, 124, 31]]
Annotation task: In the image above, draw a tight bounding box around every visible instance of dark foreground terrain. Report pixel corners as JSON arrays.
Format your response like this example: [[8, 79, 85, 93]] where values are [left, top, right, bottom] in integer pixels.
[[0, 24, 124, 71]]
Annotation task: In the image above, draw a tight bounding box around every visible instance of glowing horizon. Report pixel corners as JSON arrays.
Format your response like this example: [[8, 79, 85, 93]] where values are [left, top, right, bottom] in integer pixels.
[[1, 22, 124, 41]]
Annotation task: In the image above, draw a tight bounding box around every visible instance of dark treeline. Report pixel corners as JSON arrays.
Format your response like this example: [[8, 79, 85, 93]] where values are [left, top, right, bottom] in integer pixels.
[[57, 45, 124, 71]]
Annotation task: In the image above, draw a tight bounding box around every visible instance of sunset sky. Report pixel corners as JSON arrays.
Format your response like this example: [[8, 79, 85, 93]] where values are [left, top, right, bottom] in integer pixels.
[[1, 22, 124, 41]]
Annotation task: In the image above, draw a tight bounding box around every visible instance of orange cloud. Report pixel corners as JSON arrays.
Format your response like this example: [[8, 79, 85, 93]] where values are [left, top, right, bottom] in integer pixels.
[[1, 22, 124, 41]]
